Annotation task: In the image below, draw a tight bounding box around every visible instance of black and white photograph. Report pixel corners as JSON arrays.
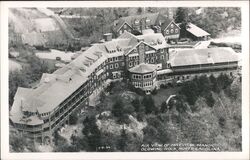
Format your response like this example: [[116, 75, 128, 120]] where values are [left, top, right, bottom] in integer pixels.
[[1, 1, 249, 160]]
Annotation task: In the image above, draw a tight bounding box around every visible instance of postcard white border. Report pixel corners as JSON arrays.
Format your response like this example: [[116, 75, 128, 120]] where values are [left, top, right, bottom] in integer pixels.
[[1, 1, 249, 160]]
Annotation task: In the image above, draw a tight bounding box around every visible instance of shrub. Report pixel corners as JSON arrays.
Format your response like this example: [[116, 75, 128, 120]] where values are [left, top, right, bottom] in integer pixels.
[[69, 112, 78, 125], [142, 95, 156, 114], [151, 87, 158, 95], [219, 117, 226, 128], [205, 92, 215, 107]]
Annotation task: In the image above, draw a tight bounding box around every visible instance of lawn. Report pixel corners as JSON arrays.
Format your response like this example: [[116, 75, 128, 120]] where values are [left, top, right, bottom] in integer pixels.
[[152, 87, 181, 107]]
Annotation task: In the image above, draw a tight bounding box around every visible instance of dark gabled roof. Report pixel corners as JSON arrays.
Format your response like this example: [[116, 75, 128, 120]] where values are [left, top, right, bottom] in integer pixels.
[[113, 13, 173, 33], [161, 19, 180, 32]]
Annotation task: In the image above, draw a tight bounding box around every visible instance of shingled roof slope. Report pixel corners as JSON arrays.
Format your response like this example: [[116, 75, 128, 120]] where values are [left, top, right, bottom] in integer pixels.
[[129, 63, 157, 74], [170, 47, 239, 67], [186, 23, 210, 37]]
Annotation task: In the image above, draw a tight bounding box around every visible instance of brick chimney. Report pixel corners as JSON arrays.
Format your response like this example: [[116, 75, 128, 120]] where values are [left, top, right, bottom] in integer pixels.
[[103, 33, 112, 42]]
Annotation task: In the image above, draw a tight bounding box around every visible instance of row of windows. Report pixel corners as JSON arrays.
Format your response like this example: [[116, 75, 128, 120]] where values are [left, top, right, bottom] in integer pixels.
[[112, 72, 122, 79], [129, 61, 139, 67], [145, 58, 155, 64], [144, 81, 153, 87], [110, 62, 124, 69], [143, 74, 152, 79], [132, 73, 153, 80], [166, 28, 178, 34], [133, 82, 142, 88], [132, 81, 153, 87], [108, 56, 123, 62], [129, 56, 139, 61], [40, 112, 49, 117], [132, 74, 142, 80]]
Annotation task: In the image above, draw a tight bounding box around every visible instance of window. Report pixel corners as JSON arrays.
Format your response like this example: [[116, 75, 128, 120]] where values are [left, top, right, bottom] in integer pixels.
[[151, 58, 154, 63], [161, 55, 164, 60], [171, 24, 174, 28], [110, 64, 113, 69], [124, 24, 127, 29], [113, 73, 116, 79], [119, 30, 123, 34], [160, 49, 164, 53], [175, 28, 178, 33], [115, 57, 118, 61], [115, 63, 119, 68], [129, 62, 133, 67], [171, 29, 174, 33], [133, 74, 136, 79], [145, 46, 149, 51], [146, 59, 150, 63], [166, 29, 169, 34], [109, 58, 113, 62]]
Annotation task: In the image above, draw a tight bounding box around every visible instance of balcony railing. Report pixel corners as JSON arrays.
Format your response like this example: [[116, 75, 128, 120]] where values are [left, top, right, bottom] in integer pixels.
[[173, 64, 238, 73]]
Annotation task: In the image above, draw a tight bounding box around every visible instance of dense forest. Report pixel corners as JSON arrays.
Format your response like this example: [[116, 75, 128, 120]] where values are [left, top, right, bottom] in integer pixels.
[[49, 74, 241, 152]]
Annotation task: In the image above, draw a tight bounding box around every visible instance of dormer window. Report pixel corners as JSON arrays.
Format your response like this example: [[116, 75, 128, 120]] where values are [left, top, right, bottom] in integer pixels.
[[117, 46, 122, 52], [166, 29, 169, 34], [157, 39, 162, 44]]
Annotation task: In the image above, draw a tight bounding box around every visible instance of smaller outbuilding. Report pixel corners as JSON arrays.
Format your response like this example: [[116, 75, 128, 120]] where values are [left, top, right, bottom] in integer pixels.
[[185, 23, 210, 41]]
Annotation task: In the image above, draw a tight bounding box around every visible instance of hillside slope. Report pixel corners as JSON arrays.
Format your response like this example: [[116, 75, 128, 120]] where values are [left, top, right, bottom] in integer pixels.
[[9, 8, 74, 48]]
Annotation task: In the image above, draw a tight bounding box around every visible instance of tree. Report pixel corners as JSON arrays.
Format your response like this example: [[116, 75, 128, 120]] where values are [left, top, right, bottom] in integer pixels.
[[9, 132, 35, 152], [131, 98, 142, 113], [82, 116, 102, 151], [160, 101, 168, 113], [137, 7, 143, 15], [142, 95, 156, 114], [175, 7, 190, 38], [180, 81, 199, 105], [205, 91, 215, 107], [209, 74, 220, 93], [9, 71, 29, 106], [112, 98, 124, 118], [175, 95, 188, 113], [69, 111, 78, 125], [117, 129, 128, 151], [175, 7, 189, 23]]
